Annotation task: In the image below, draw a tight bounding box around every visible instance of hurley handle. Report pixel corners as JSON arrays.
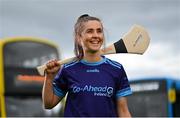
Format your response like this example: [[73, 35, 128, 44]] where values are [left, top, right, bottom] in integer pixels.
[[37, 57, 77, 76]]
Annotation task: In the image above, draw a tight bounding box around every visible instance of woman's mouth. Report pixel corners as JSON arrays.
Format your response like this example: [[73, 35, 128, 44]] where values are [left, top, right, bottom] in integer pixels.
[[90, 41, 100, 44]]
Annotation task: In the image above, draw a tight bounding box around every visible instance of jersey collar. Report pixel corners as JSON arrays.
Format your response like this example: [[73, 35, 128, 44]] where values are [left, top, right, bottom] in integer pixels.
[[80, 56, 106, 66]]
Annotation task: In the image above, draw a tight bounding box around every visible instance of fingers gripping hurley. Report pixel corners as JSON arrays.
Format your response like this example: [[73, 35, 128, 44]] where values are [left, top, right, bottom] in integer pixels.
[[37, 24, 150, 76]]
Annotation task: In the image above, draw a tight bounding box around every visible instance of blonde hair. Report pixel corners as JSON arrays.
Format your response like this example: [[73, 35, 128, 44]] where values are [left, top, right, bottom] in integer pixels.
[[74, 14, 104, 60]]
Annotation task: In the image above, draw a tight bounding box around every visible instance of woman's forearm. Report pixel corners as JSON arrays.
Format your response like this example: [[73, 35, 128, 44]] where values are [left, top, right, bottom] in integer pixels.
[[117, 97, 131, 117], [42, 75, 59, 109]]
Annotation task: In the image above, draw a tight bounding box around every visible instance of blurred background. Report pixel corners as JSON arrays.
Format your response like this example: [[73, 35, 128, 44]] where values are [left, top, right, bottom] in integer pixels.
[[0, 0, 180, 117], [1, 0, 179, 79]]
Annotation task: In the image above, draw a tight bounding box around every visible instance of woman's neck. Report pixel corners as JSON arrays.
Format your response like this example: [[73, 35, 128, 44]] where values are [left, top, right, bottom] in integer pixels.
[[83, 51, 102, 62]]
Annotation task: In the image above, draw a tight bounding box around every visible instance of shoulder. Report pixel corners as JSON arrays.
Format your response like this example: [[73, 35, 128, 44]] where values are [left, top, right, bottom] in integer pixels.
[[104, 56, 123, 69], [63, 59, 80, 69], [55, 59, 80, 77]]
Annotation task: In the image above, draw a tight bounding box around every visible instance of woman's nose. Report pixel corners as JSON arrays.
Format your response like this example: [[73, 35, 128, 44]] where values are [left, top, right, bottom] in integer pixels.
[[92, 31, 99, 37]]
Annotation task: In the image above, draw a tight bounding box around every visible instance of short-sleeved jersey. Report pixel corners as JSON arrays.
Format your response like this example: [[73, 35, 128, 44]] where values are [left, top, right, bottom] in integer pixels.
[[53, 56, 132, 117]]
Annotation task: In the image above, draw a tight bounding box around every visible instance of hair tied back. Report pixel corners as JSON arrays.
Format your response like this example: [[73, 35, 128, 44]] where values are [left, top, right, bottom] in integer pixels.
[[78, 14, 89, 19]]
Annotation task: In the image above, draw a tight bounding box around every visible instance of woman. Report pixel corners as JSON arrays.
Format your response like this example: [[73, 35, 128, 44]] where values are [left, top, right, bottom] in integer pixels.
[[42, 14, 132, 117]]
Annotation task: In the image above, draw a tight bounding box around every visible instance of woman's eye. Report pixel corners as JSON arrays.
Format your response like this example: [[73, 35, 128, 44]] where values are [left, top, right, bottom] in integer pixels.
[[86, 30, 93, 33], [97, 28, 103, 33], [97, 30, 102, 33]]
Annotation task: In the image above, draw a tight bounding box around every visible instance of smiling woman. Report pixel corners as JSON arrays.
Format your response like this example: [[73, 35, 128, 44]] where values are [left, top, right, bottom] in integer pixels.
[[42, 14, 132, 117], [79, 20, 104, 54], [73, 14, 104, 60]]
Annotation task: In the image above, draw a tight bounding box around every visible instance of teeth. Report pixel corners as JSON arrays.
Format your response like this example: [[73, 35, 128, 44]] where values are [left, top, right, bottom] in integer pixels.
[[90, 41, 99, 44], [92, 42, 98, 44]]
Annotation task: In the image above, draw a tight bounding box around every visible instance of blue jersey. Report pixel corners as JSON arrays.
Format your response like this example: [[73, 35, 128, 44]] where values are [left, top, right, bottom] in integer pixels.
[[53, 56, 132, 117]]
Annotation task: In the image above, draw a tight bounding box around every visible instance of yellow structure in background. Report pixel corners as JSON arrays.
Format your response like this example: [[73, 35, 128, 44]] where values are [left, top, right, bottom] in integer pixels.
[[0, 38, 6, 117], [168, 88, 176, 103], [0, 37, 64, 117]]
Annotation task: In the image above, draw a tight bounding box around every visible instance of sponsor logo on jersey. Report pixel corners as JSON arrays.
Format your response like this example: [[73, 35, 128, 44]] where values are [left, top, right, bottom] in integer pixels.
[[72, 85, 113, 97]]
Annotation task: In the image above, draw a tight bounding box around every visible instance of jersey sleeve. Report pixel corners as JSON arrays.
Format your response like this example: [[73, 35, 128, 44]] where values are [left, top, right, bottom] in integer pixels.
[[52, 66, 68, 97], [116, 65, 132, 99]]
